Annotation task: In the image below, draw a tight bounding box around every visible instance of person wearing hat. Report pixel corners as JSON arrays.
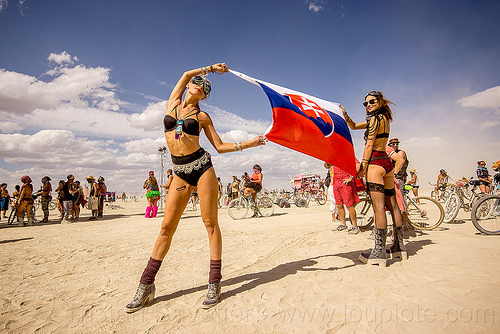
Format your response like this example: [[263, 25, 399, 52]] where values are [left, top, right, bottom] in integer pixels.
[[406, 169, 419, 198], [61, 174, 75, 223], [143, 171, 160, 218], [435, 169, 449, 199], [86, 176, 99, 220], [96, 176, 107, 218], [388, 138, 409, 196], [230, 176, 240, 201], [17, 175, 34, 226], [39, 176, 52, 223]]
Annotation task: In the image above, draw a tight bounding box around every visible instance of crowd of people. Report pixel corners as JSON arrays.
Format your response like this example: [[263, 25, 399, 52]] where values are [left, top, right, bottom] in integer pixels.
[[433, 160, 500, 198], [0, 174, 107, 225], [3, 61, 498, 316]]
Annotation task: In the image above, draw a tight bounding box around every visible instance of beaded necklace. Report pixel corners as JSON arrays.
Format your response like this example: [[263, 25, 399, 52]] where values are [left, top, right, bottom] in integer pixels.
[[174, 105, 199, 139]]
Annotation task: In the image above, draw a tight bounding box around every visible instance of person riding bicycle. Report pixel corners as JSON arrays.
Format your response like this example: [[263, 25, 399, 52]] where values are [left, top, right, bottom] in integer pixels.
[[436, 169, 449, 198], [476, 160, 491, 194], [243, 164, 263, 206]]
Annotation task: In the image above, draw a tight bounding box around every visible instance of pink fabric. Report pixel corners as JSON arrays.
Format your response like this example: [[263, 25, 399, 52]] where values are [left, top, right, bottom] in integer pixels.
[[386, 145, 405, 211], [151, 206, 158, 218], [145, 206, 152, 218], [394, 179, 405, 212]]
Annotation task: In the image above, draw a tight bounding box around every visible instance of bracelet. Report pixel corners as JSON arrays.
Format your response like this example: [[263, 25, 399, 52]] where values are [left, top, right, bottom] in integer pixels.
[[210, 65, 214, 73], [234, 143, 238, 152], [237, 142, 242, 151]]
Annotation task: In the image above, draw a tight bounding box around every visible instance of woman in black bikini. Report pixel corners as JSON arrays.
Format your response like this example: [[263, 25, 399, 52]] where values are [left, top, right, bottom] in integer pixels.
[[341, 91, 405, 267], [125, 63, 266, 313]]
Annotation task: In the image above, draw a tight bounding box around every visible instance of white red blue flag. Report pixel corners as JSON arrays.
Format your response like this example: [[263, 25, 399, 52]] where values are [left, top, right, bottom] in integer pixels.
[[230, 70, 356, 175]]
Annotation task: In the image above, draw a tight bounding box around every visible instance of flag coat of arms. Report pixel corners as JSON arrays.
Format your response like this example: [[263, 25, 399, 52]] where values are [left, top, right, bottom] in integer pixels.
[[230, 70, 356, 176]]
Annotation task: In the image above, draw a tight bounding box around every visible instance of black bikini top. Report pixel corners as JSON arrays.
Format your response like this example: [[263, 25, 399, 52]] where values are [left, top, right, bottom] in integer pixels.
[[164, 106, 200, 136], [364, 106, 390, 142]]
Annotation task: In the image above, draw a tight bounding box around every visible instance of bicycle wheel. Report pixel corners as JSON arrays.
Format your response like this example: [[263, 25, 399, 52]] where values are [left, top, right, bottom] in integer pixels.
[[315, 191, 327, 205], [407, 196, 444, 230], [49, 200, 57, 210], [443, 192, 461, 223], [8, 205, 17, 225], [471, 194, 500, 235], [257, 196, 274, 217], [430, 190, 438, 201], [353, 198, 374, 230], [227, 198, 248, 220]]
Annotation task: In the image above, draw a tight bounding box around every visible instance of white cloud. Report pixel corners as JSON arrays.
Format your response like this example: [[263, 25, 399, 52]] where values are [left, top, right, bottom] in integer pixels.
[[479, 120, 500, 130], [306, 0, 326, 13], [2, 52, 498, 195], [457, 86, 500, 109], [0, 0, 8, 12], [47, 51, 78, 65], [203, 104, 270, 133], [129, 101, 167, 131], [0, 121, 23, 133], [0, 63, 122, 115], [20, 105, 156, 139]]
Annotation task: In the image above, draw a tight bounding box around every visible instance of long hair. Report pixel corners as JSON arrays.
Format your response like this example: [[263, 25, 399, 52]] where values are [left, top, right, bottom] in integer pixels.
[[366, 91, 394, 121]]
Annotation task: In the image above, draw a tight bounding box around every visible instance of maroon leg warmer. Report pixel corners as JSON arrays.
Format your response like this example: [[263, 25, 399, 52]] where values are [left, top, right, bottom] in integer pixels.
[[140, 257, 163, 284], [209, 259, 222, 283]]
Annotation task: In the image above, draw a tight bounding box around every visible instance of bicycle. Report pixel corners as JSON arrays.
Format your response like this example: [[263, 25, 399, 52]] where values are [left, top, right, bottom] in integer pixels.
[[429, 182, 450, 202], [443, 179, 485, 223], [7, 197, 38, 225], [227, 188, 274, 220], [33, 195, 57, 212], [470, 194, 500, 235], [354, 187, 444, 230]]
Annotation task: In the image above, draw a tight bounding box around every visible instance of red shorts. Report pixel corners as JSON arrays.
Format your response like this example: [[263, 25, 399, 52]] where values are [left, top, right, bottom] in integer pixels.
[[333, 181, 360, 207], [369, 150, 394, 173]]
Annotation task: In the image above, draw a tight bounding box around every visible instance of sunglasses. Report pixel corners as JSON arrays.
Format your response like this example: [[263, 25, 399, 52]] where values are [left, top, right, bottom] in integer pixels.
[[388, 142, 400, 146], [191, 76, 211, 96], [363, 99, 378, 107]]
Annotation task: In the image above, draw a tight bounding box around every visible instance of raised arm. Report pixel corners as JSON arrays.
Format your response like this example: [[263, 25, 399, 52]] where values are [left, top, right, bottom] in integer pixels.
[[166, 63, 228, 111], [199, 112, 265, 153], [340, 105, 366, 130]]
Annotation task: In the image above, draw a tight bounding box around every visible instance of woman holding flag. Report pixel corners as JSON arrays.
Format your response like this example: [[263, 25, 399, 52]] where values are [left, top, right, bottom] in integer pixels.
[[341, 91, 406, 267], [125, 63, 266, 313]]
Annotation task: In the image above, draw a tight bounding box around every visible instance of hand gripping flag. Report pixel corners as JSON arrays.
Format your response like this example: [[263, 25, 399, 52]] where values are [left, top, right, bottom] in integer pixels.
[[230, 70, 356, 176]]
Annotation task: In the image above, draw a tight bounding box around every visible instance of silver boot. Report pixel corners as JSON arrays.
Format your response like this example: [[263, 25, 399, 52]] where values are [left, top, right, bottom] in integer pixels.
[[386, 225, 407, 260], [125, 283, 155, 313], [359, 228, 387, 267], [201, 282, 221, 309]]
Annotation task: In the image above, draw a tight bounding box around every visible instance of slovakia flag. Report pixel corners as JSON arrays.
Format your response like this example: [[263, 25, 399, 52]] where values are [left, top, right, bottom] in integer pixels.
[[230, 70, 356, 176]]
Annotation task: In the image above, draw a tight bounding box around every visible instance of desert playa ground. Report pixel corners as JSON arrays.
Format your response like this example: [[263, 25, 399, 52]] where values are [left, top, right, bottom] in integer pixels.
[[1, 192, 499, 333]]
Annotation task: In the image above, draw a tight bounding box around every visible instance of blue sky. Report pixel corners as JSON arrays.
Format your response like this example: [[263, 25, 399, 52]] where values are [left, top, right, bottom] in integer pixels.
[[1, 0, 499, 193]]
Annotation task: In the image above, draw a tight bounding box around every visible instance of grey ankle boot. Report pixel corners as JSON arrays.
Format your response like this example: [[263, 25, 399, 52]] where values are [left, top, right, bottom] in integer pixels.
[[387, 225, 408, 260], [201, 282, 221, 309], [359, 227, 387, 267], [125, 283, 155, 313]]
